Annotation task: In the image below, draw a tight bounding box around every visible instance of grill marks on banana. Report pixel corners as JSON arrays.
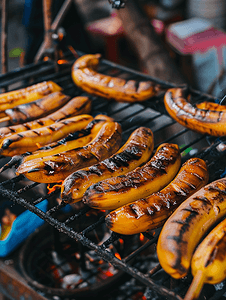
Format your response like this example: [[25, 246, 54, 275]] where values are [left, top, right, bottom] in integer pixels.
[[105, 157, 209, 235], [0, 115, 93, 157], [164, 88, 226, 136], [16, 121, 122, 183], [0, 96, 91, 141], [98, 144, 178, 193], [83, 143, 181, 210], [183, 220, 226, 300], [167, 196, 212, 246], [128, 171, 201, 220], [2, 118, 86, 149], [157, 178, 226, 279], [73, 150, 137, 178], [72, 54, 157, 103], [174, 95, 223, 123], [0, 81, 62, 111], [61, 127, 154, 204], [5, 92, 71, 125]]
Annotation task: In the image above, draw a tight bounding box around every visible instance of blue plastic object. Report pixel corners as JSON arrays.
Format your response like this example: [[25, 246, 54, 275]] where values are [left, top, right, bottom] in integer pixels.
[[0, 200, 48, 257]]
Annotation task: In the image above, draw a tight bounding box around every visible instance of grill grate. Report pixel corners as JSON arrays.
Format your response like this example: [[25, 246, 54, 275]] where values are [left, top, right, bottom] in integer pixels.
[[0, 52, 226, 299]]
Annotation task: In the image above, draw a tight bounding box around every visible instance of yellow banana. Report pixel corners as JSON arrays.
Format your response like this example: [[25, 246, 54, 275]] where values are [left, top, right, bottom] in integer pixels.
[[105, 158, 209, 235], [15, 115, 113, 163], [0, 96, 92, 144], [16, 121, 122, 183], [0, 81, 62, 111], [164, 87, 226, 136], [83, 143, 181, 210], [157, 177, 226, 280], [61, 127, 154, 204], [196, 101, 226, 111], [4, 91, 70, 125], [0, 114, 93, 156], [71, 54, 158, 102], [184, 217, 226, 300]]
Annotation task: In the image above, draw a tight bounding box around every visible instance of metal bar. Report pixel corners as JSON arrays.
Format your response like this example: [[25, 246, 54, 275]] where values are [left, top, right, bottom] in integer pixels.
[[51, 0, 73, 32], [0, 63, 56, 89], [0, 186, 183, 300]]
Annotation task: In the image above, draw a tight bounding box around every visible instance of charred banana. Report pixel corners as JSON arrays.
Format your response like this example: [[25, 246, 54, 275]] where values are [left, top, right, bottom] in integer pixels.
[[164, 87, 226, 136], [3, 91, 70, 125], [184, 217, 226, 300], [0, 81, 62, 111], [196, 101, 226, 111], [18, 115, 113, 162], [157, 177, 226, 279], [0, 114, 93, 156], [83, 143, 181, 210], [16, 121, 122, 183], [61, 127, 154, 204], [71, 54, 158, 103], [105, 157, 208, 235], [0, 96, 92, 143]]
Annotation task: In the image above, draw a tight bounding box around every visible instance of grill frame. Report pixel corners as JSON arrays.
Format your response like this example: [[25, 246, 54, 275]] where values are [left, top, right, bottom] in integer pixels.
[[0, 53, 226, 299]]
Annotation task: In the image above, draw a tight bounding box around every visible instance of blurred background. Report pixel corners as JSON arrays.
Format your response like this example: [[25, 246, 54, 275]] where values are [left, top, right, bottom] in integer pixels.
[[2, 0, 226, 97]]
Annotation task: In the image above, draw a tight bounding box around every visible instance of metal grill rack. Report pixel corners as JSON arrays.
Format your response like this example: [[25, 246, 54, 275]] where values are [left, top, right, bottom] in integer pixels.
[[0, 53, 226, 300]]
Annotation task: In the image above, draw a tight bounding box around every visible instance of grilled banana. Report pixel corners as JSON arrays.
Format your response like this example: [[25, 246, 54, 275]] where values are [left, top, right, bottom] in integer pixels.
[[157, 177, 226, 280], [0, 96, 92, 143], [0, 81, 62, 111], [83, 143, 181, 210], [196, 101, 226, 111], [184, 217, 226, 300], [105, 158, 209, 235], [4, 91, 70, 125], [61, 127, 154, 204], [16, 121, 122, 183], [71, 54, 158, 103], [18, 115, 113, 162], [0, 115, 113, 173], [164, 87, 226, 136], [0, 114, 93, 157]]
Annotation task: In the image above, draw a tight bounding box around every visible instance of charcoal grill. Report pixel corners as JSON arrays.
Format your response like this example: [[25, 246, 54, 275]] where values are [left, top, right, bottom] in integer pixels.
[[0, 51, 226, 300]]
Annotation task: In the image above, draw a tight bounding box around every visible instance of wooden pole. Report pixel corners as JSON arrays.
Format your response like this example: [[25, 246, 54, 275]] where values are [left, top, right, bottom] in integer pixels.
[[35, 0, 73, 62], [1, 0, 8, 75], [117, 0, 186, 84], [42, 0, 53, 57]]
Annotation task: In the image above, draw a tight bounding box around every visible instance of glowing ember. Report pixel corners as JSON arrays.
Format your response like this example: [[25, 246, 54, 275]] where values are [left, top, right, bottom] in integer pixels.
[[43, 56, 50, 61], [115, 253, 121, 260], [102, 270, 114, 277], [119, 238, 124, 245], [57, 59, 69, 65], [58, 32, 64, 41], [47, 183, 62, 194], [140, 233, 145, 242]]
